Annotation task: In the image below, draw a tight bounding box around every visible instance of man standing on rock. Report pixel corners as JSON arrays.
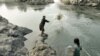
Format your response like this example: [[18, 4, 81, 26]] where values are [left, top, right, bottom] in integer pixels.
[[39, 16, 49, 36]]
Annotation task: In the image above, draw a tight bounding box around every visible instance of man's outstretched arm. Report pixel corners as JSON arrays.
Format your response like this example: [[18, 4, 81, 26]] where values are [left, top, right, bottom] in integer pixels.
[[45, 19, 50, 23]]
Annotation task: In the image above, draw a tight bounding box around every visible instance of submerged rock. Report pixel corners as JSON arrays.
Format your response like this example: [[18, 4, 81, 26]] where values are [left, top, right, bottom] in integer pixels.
[[0, 15, 32, 56]]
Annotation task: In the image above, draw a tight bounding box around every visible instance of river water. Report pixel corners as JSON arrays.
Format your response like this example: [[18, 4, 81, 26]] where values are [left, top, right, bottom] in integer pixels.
[[0, 2, 100, 56]]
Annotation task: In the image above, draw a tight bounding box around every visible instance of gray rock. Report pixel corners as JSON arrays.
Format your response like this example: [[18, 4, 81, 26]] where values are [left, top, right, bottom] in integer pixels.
[[86, 2, 98, 6], [30, 36, 56, 56], [61, 0, 100, 6], [28, 0, 54, 5], [0, 16, 8, 24], [0, 15, 32, 56], [30, 42, 56, 56], [14, 47, 29, 56]]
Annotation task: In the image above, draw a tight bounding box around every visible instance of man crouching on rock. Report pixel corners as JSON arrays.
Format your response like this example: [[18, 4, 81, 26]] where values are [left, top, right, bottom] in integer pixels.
[[39, 16, 49, 36]]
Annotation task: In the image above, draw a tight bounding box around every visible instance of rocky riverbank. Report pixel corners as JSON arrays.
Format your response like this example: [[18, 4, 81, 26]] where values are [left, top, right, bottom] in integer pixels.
[[58, 4, 100, 22], [0, 15, 32, 56], [60, 0, 100, 7], [0, 15, 57, 56]]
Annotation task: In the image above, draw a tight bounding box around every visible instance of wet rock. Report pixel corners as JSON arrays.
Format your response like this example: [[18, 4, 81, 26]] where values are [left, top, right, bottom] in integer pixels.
[[0, 15, 32, 56], [17, 0, 27, 2], [8, 26, 32, 37], [0, 16, 8, 24], [14, 47, 29, 56], [86, 3, 98, 6], [28, 0, 54, 5]]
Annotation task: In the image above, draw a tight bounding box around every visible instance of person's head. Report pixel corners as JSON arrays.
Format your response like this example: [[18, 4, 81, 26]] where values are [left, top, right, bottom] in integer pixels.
[[43, 16, 46, 19], [74, 38, 80, 47]]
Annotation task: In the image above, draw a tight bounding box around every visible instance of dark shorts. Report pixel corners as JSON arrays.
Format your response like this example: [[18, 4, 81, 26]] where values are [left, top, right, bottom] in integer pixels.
[[40, 27, 44, 31], [39, 24, 44, 31]]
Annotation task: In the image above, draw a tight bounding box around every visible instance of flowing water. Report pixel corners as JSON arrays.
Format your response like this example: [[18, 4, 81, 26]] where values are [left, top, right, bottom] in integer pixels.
[[0, 2, 100, 56]]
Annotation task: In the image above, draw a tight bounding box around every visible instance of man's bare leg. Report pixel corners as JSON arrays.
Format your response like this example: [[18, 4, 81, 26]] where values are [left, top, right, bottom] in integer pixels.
[[41, 30, 44, 36]]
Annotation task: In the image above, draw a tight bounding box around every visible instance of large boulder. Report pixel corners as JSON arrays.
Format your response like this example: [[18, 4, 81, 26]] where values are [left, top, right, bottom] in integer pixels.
[[30, 36, 56, 56], [0, 15, 32, 56], [30, 42, 56, 56]]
